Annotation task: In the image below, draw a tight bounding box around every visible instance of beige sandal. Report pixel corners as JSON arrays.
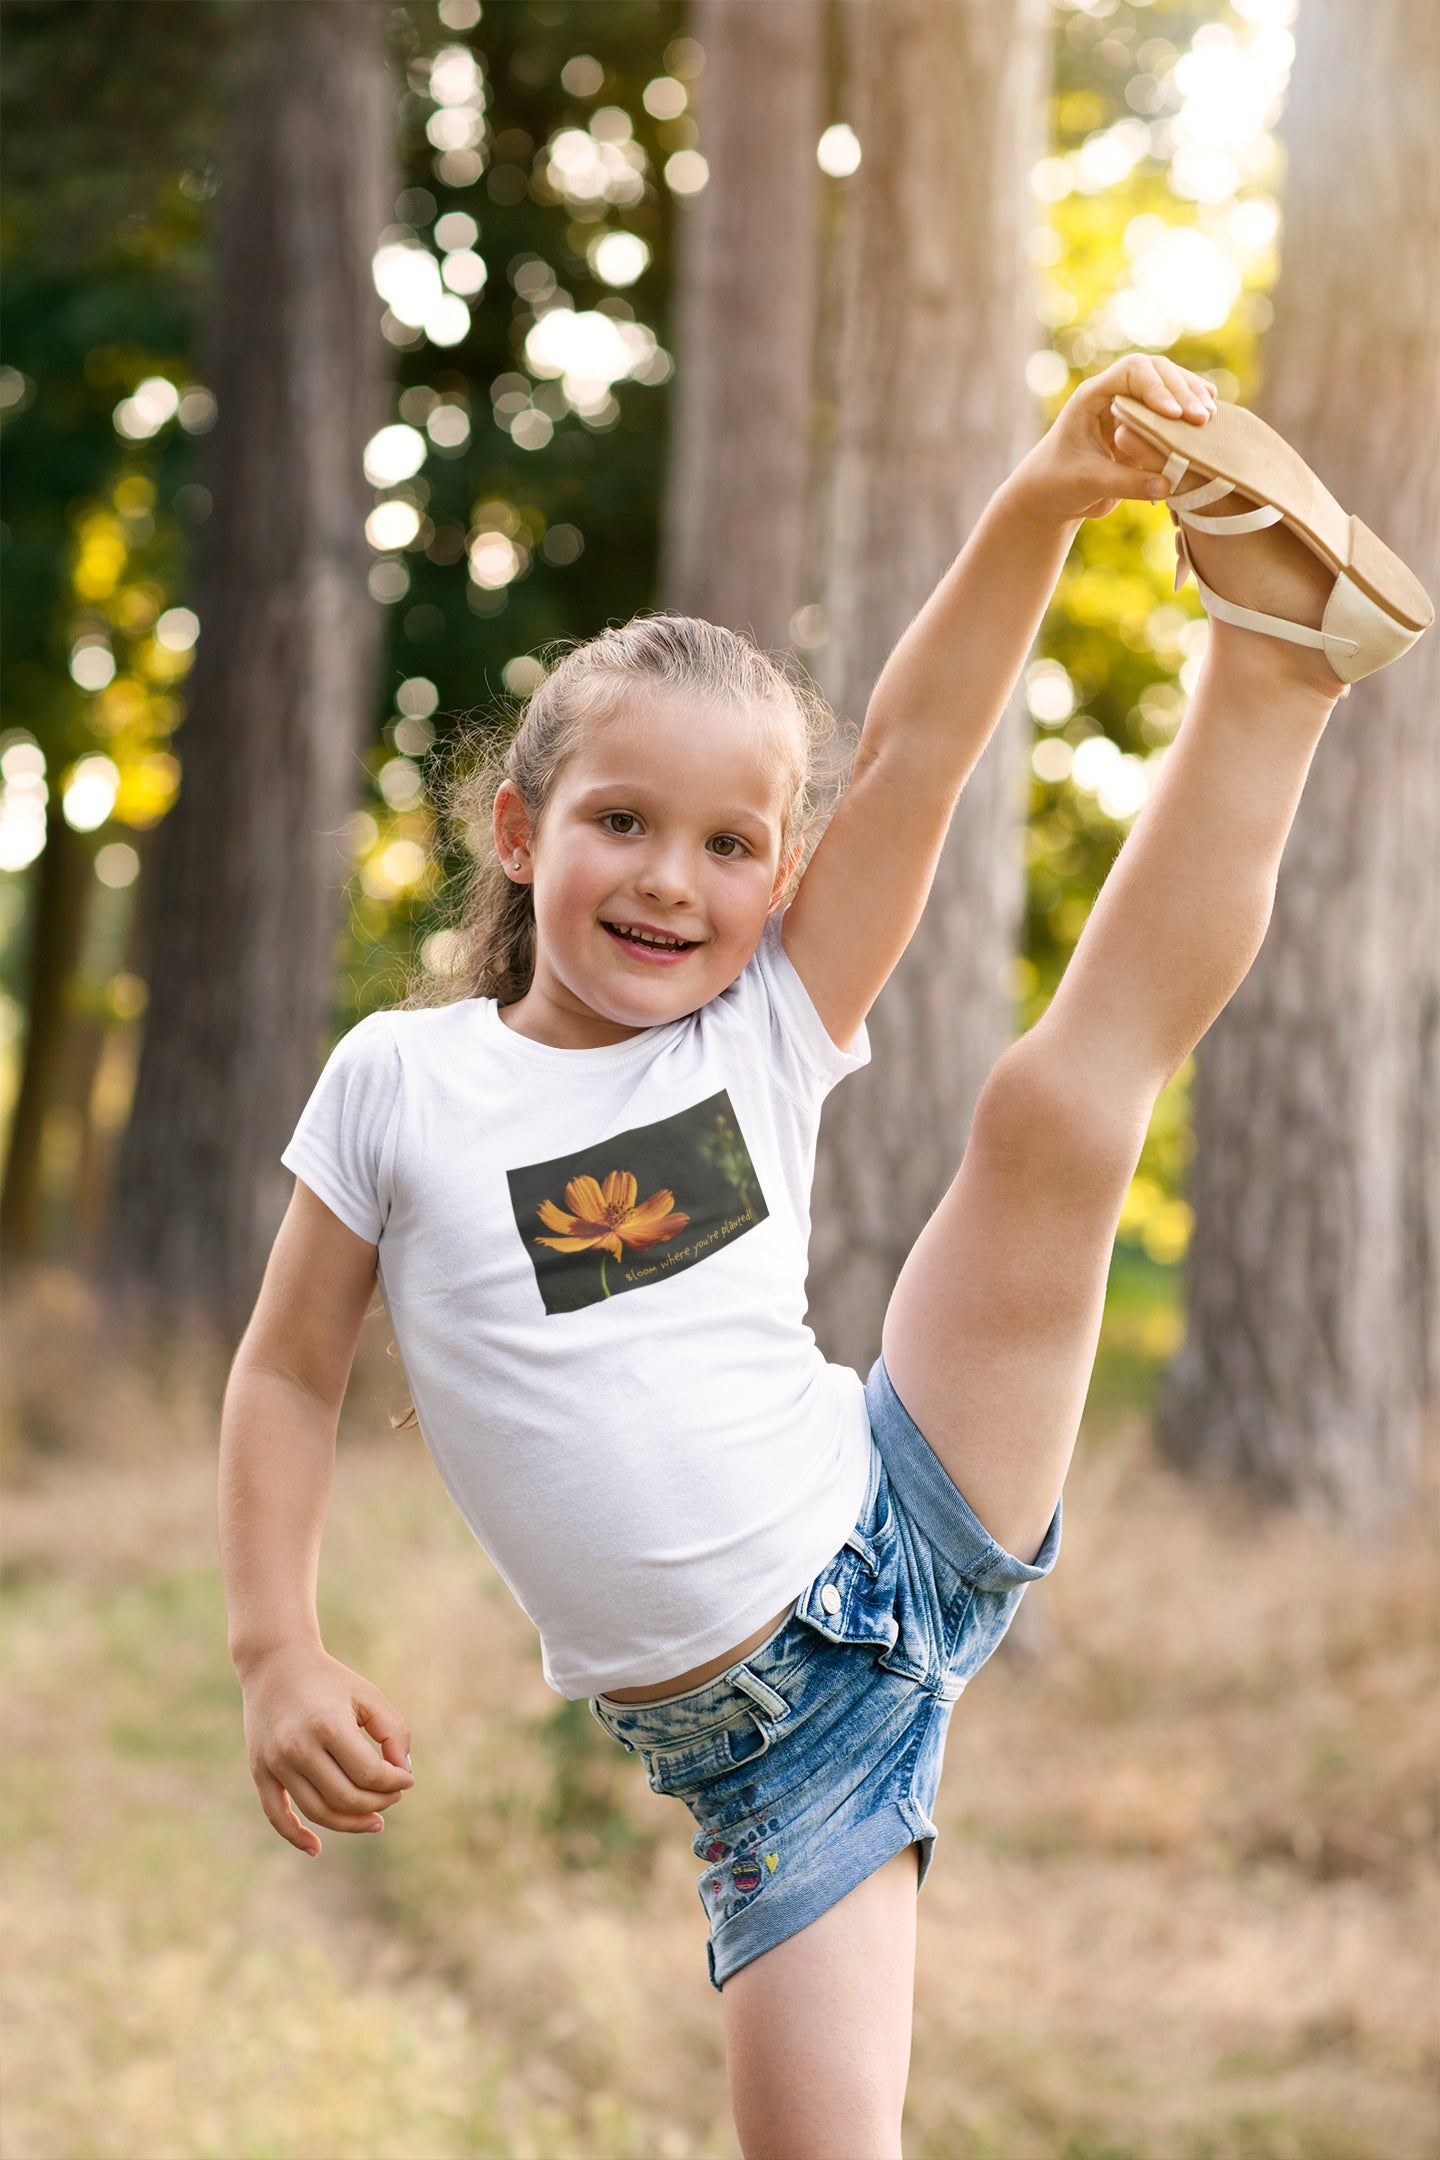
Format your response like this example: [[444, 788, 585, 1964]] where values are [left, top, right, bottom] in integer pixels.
[[1111, 394, 1434, 690]]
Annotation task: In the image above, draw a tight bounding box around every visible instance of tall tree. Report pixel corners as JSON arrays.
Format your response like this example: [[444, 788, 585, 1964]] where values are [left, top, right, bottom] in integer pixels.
[[0, 0, 242, 1264], [659, 0, 827, 652], [102, 0, 394, 1334], [1158, 0, 1440, 1515], [807, 0, 1049, 1370]]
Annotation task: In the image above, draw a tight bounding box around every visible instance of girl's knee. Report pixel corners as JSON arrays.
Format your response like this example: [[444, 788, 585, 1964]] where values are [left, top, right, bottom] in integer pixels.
[[971, 1035, 1147, 1199]]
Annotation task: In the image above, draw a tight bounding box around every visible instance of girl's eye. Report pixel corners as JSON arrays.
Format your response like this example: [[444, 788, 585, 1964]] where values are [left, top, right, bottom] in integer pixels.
[[600, 812, 640, 835], [709, 835, 747, 859]]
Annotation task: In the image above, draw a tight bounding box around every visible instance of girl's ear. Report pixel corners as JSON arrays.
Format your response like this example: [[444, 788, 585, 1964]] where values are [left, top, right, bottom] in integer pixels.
[[773, 840, 805, 899], [493, 779, 533, 869]]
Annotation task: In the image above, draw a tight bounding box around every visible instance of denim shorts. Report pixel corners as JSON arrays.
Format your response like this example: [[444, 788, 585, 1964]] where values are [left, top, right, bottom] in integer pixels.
[[588, 1351, 1062, 1992]]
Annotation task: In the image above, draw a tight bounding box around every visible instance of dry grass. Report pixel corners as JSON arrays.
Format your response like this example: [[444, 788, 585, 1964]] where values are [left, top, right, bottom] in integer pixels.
[[1, 1263, 1436, 2158]]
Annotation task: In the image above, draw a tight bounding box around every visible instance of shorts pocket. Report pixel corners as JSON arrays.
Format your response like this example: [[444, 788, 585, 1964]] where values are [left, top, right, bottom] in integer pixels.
[[793, 1499, 903, 1658], [640, 1705, 776, 1799]]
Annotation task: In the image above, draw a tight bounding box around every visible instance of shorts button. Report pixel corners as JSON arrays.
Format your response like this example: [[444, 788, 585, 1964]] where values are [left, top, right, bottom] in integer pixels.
[[821, 1583, 841, 1615]]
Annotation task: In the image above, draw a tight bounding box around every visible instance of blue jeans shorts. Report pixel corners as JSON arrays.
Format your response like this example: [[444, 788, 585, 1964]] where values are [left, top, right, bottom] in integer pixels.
[[588, 1351, 1062, 1992]]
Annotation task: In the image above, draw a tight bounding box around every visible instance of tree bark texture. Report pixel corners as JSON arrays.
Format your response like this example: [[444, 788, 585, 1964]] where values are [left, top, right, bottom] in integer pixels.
[[103, 1, 393, 1335], [0, 801, 94, 1258], [807, 0, 1048, 1373], [659, 0, 827, 653], [1158, 0, 1440, 1518]]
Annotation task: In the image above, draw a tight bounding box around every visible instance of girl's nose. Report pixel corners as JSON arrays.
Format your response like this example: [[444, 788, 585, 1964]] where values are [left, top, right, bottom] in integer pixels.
[[640, 851, 696, 903]]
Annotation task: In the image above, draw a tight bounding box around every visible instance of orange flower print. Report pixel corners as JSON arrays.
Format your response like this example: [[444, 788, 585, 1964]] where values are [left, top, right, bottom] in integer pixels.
[[533, 1171, 689, 1298]]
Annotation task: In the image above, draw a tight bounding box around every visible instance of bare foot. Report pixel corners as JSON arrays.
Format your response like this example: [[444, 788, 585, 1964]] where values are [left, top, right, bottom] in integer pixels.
[[1114, 418, 1347, 699]]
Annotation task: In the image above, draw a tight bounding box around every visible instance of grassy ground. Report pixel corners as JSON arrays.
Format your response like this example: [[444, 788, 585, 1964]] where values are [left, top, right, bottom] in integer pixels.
[[1, 1261, 1436, 2159]]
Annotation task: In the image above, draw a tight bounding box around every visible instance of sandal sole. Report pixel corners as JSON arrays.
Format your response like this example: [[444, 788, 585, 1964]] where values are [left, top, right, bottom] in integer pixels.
[[1111, 396, 1435, 635]]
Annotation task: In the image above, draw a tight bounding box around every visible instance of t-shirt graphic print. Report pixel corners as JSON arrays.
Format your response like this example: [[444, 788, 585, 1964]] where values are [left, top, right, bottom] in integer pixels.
[[507, 1087, 768, 1315]]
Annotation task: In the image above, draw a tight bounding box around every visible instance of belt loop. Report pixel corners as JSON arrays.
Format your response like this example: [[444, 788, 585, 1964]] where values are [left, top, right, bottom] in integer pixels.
[[731, 1665, 789, 1721], [588, 1697, 633, 1748]]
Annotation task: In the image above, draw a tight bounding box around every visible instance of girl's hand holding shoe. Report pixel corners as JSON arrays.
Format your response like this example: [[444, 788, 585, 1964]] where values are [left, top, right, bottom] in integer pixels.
[[239, 1642, 414, 1859], [1010, 353, 1218, 525]]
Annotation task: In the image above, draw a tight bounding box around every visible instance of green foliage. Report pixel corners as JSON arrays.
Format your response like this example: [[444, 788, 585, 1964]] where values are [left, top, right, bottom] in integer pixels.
[[1, 0, 1294, 1278], [1023, 0, 1289, 1265], [340, 0, 688, 1013]]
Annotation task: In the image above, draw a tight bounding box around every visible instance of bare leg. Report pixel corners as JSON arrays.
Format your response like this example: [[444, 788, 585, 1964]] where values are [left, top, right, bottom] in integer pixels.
[[881, 496, 1346, 1564], [722, 1845, 919, 2160]]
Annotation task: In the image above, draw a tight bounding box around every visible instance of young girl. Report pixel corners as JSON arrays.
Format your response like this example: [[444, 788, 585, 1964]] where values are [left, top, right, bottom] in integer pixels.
[[218, 352, 1431, 2159]]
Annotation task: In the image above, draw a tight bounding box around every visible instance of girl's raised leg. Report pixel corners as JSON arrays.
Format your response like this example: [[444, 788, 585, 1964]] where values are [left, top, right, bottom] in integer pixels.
[[880, 502, 1347, 1566], [721, 1844, 919, 2160]]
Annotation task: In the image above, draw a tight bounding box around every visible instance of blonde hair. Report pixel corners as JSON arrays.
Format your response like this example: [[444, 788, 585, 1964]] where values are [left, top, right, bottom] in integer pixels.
[[396, 611, 854, 1013]]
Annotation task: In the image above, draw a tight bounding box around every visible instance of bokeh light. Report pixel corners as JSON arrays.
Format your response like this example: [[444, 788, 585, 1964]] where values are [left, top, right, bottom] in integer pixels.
[[426, 402, 471, 450], [94, 841, 140, 888], [154, 608, 200, 653], [542, 123, 647, 207], [502, 655, 547, 696], [69, 639, 116, 691], [0, 736, 47, 871], [440, 249, 487, 297], [1026, 659, 1076, 725], [113, 376, 179, 440], [62, 754, 120, 833], [365, 501, 421, 551], [363, 423, 427, 487], [817, 124, 862, 178], [588, 231, 650, 287], [467, 531, 523, 589], [395, 677, 438, 719], [663, 150, 708, 195], [433, 211, 478, 252], [641, 76, 687, 120]]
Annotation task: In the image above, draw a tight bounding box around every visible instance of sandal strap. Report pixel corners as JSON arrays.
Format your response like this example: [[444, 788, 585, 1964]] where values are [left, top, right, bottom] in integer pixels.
[[1165, 474, 1234, 514], [1160, 448, 1285, 532], [1178, 501, 1285, 536], [1173, 524, 1360, 658]]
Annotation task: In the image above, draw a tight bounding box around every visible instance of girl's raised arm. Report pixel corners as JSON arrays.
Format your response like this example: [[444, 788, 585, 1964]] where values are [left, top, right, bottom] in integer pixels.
[[219, 1180, 414, 1856], [780, 355, 1217, 1055]]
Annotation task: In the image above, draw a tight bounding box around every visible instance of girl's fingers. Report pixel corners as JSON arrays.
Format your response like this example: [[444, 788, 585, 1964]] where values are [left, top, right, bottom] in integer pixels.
[[1083, 353, 1215, 422], [1112, 420, 1170, 472], [1154, 355, 1215, 417], [285, 1763, 387, 1834], [266, 1720, 411, 1818], [310, 1744, 409, 1814], [326, 1724, 414, 1801], [354, 1695, 412, 1774], [341, 1710, 418, 1797], [255, 1766, 323, 1855], [1102, 462, 1173, 501]]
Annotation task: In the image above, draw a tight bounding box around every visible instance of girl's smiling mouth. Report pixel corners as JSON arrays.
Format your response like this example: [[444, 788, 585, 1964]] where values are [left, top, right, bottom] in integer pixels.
[[602, 920, 700, 961]]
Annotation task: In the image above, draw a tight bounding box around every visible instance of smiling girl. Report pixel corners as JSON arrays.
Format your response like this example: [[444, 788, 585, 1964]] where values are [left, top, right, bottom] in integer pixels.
[[218, 354, 1430, 2158]]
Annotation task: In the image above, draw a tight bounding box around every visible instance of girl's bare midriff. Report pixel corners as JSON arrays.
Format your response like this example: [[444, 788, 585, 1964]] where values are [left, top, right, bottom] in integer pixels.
[[600, 1598, 797, 1704]]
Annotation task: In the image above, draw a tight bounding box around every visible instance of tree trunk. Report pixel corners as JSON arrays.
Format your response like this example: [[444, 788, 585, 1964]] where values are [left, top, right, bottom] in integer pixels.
[[0, 800, 94, 1259], [807, 0, 1048, 1372], [102, 0, 394, 1336], [1158, 0, 1440, 1519], [659, 0, 827, 654]]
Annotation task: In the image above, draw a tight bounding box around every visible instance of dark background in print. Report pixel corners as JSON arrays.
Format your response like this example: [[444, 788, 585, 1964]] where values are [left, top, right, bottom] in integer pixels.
[[507, 1089, 769, 1316]]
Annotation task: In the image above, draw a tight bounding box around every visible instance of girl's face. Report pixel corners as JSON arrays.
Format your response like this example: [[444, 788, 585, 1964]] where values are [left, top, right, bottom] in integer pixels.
[[495, 692, 800, 1048]]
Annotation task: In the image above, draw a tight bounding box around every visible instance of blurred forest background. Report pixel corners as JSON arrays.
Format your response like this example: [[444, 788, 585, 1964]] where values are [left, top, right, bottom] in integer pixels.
[[1, 1, 1435, 2156]]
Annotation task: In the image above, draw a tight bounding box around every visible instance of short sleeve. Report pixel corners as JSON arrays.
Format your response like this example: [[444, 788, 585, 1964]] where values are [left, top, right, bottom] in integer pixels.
[[748, 906, 872, 1104], [280, 1011, 401, 1244]]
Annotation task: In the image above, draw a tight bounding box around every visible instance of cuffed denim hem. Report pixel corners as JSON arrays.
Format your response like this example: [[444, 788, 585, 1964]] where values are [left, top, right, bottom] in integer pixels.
[[863, 1351, 1062, 1590]]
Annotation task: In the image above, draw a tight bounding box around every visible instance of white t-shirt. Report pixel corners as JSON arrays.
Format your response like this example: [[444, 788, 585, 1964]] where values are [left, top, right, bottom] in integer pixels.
[[280, 905, 876, 1698]]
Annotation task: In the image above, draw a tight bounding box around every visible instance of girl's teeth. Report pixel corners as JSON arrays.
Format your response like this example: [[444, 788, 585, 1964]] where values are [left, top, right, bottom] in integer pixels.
[[612, 924, 688, 949]]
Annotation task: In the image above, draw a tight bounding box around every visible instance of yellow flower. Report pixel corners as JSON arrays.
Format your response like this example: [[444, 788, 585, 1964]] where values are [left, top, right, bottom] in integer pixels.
[[534, 1170, 688, 1262]]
